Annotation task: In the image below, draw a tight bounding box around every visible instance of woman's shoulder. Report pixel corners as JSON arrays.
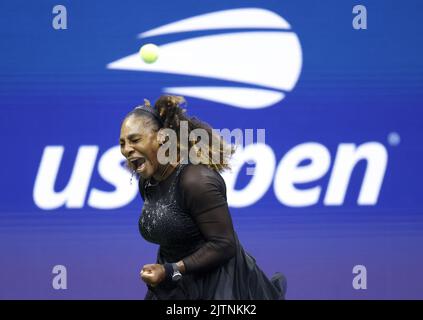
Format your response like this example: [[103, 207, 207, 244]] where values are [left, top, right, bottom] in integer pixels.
[[176, 163, 228, 214], [179, 163, 226, 189]]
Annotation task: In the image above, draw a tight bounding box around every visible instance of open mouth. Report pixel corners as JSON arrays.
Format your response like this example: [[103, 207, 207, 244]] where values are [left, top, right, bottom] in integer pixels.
[[130, 157, 147, 173]]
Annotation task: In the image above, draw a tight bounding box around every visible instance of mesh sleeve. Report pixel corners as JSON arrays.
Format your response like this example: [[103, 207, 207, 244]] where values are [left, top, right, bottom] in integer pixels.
[[178, 165, 236, 274]]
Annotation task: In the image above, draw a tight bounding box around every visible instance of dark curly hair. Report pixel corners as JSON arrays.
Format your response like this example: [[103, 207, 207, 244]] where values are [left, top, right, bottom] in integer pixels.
[[123, 95, 236, 173]]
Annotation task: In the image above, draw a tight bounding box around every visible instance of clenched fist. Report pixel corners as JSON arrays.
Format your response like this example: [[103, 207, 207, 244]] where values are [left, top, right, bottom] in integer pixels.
[[140, 263, 166, 287]]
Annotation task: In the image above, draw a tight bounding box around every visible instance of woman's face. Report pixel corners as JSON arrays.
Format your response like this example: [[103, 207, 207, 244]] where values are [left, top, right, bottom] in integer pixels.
[[119, 115, 160, 179]]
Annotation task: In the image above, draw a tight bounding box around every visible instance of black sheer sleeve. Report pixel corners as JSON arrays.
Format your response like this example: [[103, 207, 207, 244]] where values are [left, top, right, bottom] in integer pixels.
[[177, 164, 236, 274]]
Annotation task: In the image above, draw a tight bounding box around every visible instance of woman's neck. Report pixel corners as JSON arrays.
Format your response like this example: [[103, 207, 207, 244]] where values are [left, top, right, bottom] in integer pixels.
[[152, 161, 179, 182]]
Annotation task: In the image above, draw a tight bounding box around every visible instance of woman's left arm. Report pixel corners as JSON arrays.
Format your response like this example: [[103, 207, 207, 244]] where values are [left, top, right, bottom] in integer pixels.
[[177, 202, 236, 274], [175, 166, 237, 275]]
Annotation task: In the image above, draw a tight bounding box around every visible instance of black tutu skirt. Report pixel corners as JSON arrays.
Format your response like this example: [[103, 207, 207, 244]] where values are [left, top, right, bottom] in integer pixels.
[[144, 233, 287, 300]]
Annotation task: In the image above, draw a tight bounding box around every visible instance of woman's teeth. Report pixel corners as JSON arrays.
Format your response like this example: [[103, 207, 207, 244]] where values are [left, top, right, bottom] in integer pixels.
[[135, 158, 146, 172], [130, 158, 146, 172], [136, 162, 145, 172]]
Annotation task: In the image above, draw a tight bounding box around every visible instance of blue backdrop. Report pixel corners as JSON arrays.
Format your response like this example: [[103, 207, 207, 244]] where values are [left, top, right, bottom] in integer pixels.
[[1, 0, 423, 299]]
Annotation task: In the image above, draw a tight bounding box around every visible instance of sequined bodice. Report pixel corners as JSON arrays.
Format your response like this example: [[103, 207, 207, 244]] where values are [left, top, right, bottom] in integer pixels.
[[138, 164, 205, 261]]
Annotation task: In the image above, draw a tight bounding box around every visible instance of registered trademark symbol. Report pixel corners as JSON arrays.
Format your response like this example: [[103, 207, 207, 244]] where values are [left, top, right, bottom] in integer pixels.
[[387, 132, 401, 146]]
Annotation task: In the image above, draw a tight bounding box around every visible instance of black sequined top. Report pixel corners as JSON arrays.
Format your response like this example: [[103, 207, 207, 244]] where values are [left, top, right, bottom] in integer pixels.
[[138, 163, 237, 274]]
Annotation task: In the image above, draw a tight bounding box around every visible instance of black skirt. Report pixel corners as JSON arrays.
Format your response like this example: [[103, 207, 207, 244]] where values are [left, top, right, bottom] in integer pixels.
[[144, 233, 286, 300]]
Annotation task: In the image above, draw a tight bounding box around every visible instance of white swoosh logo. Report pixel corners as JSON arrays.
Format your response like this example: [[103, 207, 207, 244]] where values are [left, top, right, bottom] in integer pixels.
[[107, 8, 302, 109]]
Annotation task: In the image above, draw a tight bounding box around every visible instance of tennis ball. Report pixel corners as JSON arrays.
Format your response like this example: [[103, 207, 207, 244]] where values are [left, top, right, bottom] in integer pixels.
[[139, 43, 159, 64]]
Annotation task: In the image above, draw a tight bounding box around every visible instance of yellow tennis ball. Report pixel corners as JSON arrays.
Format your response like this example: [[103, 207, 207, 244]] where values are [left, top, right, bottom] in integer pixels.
[[139, 43, 159, 64]]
